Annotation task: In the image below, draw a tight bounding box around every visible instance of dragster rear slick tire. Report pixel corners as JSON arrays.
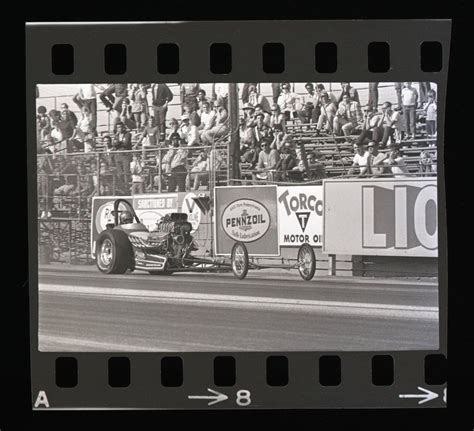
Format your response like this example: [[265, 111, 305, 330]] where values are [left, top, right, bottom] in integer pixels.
[[231, 241, 249, 280]]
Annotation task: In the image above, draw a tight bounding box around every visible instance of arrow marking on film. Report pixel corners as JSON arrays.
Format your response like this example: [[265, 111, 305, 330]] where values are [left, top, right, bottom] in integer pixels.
[[188, 388, 228, 406], [399, 386, 439, 405]]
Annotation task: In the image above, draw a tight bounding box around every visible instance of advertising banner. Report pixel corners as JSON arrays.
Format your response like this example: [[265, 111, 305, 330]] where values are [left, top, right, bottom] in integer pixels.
[[214, 185, 279, 256], [278, 185, 323, 247], [323, 178, 438, 257]]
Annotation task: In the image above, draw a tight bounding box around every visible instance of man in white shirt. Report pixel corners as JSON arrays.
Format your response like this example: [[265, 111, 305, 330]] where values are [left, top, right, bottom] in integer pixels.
[[372, 101, 401, 148], [277, 83, 298, 121], [212, 83, 229, 109], [198, 101, 216, 139], [384, 144, 409, 177], [73, 84, 97, 131], [348, 142, 369, 176], [401, 82, 419, 139]]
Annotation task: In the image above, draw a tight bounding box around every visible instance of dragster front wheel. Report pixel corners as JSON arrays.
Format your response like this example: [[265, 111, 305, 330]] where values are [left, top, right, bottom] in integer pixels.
[[231, 242, 249, 280], [297, 243, 316, 281]]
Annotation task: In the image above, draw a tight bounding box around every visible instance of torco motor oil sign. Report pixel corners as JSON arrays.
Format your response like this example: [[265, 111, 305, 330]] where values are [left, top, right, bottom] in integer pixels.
[[278, 186, 324, 247], [214, 185, 279, 256]]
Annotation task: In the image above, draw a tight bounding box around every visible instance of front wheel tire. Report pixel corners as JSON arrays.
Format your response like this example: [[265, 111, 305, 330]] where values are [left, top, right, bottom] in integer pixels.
[[231, 242, 249, 280], [96, 229, 133, 274], [297, 243, 316, 281]]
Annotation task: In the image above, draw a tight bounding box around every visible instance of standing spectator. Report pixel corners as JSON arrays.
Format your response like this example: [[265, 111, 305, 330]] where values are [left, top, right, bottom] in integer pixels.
[[212, 83, 229, 109], [38, 149, 54, 218], [60, 103, 78, 128], [241, 83, 258, 104], [76, 106, 95, 137], [151, 83, 173, 140], [202, 107, 229, 144], [72, 84, 97, 130], [271, 83, 281, 104], [37, 106, 51, 142], [394, 82, 403, 110], [112, 122, 132, 191], [252, 112, 270, 145], [247, 85, 271, 113], [189, 150, 209, 191], [333, 94, 363, 136], [166, 118, 180, 141], [337, 82, 360, 104], [255, 137, 280, 181], [424, 90, 437, 137], [180, 83, 200, 113], [198, 101, 217, 139], [401, 82, 419, 139], [130, 154, 145, 194], [316, 93, 337, 135], [348, 142, 369, 176], [384, 143, 409, 177], [137, 116, 160, 148], [131, 83, 149, 130], [277, 83, 298, 121], [99, 84, 128, 114], [419, 82, 432, 106], [166, 133, 188, 192], [366, 141, 387, 177], [367, 83, 379, 111], [270, 103, 286, 131]]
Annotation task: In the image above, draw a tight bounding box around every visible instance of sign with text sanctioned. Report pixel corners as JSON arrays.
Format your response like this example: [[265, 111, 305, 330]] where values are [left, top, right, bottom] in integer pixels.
[[323, 178, 438, 257], [278, 186, 323, 247], [214, 185, 279, 256]]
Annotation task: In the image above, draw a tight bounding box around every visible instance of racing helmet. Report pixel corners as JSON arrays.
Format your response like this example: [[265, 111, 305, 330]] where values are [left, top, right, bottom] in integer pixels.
[[119, 210, 134, 224]]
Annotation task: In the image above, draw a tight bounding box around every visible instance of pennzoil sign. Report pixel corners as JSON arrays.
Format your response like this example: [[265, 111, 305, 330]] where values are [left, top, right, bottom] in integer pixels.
[[222, 199, 271, 242]]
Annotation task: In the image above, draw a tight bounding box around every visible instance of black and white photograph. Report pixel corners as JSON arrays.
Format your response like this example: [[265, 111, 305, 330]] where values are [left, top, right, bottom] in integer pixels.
[[36, 81, 439, 352]]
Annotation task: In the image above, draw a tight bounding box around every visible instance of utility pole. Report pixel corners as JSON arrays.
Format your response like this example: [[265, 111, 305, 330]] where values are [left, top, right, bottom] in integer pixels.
[[228, 83, 240, 184]]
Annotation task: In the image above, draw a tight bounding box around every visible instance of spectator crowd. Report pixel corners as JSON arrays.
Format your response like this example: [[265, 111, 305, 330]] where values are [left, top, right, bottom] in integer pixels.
[[37, 82, 437, 218]]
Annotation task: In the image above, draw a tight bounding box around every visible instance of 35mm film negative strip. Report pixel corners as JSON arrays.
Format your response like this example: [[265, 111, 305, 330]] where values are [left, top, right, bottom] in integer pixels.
[[26, 20, 449, 410]]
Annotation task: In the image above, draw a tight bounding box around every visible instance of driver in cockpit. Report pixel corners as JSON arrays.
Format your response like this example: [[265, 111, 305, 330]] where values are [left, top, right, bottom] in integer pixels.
[[119, 210, 134, 225]]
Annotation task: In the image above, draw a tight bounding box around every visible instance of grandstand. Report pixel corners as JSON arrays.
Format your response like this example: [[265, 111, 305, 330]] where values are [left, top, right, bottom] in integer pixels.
[[36, 82, 438, 263]]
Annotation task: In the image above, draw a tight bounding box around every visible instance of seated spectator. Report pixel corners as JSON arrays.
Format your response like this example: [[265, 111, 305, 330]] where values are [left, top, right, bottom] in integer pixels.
[[102, 135, 113, 152], [164, 133, 188, 192], [337, 82, 360, 104], [372, 101, 402, 148], [306, 151, 326, 180], [355, 106, 383, 144], [275, 142, 300, 182], [247, 85, 271, 113], [131, 83, 149, 130], [255, 137, 280, 181], [37, 106, 51, 142], [401, 82, 419, 140], [348, 142, 369, 176], [166, 118, 180, 141], [270, 123, 288, 151], [254, 104, 272, 127], [54, 158, 78, 195], [333, 94, 363, 136], [241, 140, 260, 168], [315, 93, 337, 135], [130, 154, 145, 194], [240, 117, 256, 153], [137, 116, 160, 148], [277, 83, 298, 121], [189, 150, 209, 190], [179, 114, 199, 146], [212, 83, 229, 109], [202, 106, 229, 144], [71, 163, 94, 197], [423, 90, 437, 137], [198, 101, 217, 138], [366, 141, 387, 177], [296, 82, 319, 124], [419, 150, 436, 175], [242, 103, 256, 122], [118, 98, 137, 131], [270, 103, 286, 131], [384, 143, 409, 177], [252, 112, 271, 145], [316, 84, 337, 104]]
